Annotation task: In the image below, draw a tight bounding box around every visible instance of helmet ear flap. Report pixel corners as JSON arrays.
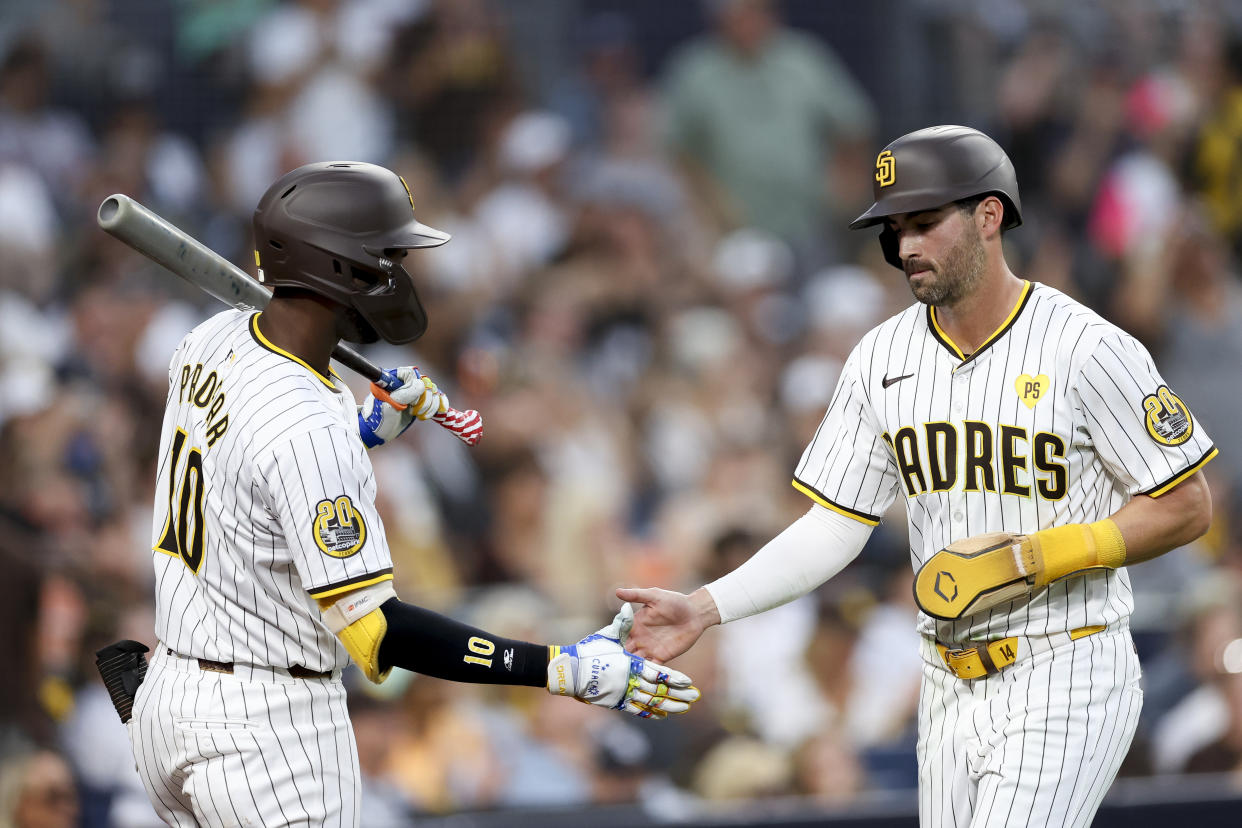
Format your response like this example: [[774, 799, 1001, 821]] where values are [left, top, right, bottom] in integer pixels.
[[336, 307, 380, 344], [878, 226, 902, 270]]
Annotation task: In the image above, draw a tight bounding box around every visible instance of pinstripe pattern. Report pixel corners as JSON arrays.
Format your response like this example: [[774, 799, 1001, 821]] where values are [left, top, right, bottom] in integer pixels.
[[795, 281, 1212, 825], [794, 282, 1215, 641], [131, 648, 360, 826], [150, 310, 393, 670], [134, 309, 389, 826], [917, 627, 1141, 827]]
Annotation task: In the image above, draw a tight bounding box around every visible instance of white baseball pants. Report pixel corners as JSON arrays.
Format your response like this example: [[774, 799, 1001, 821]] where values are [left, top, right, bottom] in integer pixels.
[[128, 646, 360, 827], [917, 624, 1142, 827]]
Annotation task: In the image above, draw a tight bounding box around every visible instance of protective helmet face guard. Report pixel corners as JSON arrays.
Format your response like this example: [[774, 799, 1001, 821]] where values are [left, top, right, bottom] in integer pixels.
[[348, 260, 429, 345], [849, 125, 1022, 269], [253, 162, 450, 345]]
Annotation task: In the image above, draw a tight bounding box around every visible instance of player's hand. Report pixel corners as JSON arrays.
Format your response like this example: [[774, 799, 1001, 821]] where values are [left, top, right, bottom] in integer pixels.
[[357, 366, 448, 448], [615, 586, 717, 663], [547, 604, 701, 719]]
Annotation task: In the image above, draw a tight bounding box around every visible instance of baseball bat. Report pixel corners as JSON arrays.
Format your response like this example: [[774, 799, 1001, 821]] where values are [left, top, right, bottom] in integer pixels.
[[96, 193, 482, 446]]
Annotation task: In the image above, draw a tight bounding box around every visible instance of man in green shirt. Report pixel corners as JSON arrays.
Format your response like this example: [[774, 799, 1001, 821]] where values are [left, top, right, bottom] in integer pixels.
[[664, 0, 876, 245]]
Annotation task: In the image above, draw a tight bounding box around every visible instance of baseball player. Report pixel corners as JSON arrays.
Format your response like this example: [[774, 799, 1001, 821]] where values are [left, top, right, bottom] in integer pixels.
[[127, 161, 699, 827], [619, 126, 1217, 827]]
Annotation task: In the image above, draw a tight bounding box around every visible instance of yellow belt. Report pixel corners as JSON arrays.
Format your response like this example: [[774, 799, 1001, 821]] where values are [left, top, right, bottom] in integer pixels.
[[935, 625, 1106, 680]]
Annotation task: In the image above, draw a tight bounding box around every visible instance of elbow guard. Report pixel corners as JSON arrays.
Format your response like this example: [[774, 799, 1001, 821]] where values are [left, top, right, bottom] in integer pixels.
[[320, 582, 398, 683]]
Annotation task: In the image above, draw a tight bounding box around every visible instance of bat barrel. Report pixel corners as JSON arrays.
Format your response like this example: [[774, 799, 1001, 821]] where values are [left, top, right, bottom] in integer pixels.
[[97, 195, 126, 228], [97, 193, 272, 312]]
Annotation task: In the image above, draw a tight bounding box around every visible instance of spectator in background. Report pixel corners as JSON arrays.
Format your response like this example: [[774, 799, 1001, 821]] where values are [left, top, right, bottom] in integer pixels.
[[0, 36, 94, 210], [348, 692, 418, 827], [1149, 575, 1242, 774], [1192, 35, 1242, 261], [475, 110, 573, 281], [705, 527, 826, 749], [384, 0, 521, 184], [1113, 208, 1242, 492], [0, 543, 46, 758], [1184, 635, 1242, 775], [691, 736, 792, 802], [88, 100, 206, 217], [223, 0, 411, 214], [61, 604, 160, 828], [0, 749, 80, 828], [791, 728, 866, 806], [836, 566, 921, 753], [662, 0, 875, 259], [548, 12, 646, 151]]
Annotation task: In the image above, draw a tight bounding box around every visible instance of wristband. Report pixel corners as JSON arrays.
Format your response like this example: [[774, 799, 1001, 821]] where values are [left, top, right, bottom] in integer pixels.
[[1027, 519, 1127, 587]]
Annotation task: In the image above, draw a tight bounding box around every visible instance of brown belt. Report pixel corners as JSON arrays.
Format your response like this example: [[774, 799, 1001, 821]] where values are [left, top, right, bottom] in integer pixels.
[[168, 648, 332, 680]]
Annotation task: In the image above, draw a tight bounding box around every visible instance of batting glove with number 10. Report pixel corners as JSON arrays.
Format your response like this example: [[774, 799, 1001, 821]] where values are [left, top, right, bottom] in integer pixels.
[[548, 604, 701, 719]]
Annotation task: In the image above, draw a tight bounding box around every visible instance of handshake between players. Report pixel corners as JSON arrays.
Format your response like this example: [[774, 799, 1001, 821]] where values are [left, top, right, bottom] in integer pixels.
[[349, 363, 700, 719]]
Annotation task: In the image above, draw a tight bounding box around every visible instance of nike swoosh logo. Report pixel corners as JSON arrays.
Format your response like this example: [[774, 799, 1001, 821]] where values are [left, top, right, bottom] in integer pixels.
[[882, 373, 914, 389]]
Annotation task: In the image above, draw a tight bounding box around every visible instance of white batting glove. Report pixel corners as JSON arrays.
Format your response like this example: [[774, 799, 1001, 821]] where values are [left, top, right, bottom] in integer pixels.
[[547, 604, 701, 719], [357, 366, 449, 448]]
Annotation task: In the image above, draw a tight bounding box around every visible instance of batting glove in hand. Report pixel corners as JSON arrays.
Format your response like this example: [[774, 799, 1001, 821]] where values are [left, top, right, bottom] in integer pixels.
[[357, 366, 448, 448], [547, 604, 701, 719]]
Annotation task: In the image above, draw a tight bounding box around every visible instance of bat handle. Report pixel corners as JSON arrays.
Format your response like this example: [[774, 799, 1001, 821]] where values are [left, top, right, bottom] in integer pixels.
[[366, 367, 483, 448], [429, 405, 484, 447], [368, 380, 484, 447], [332, 343, 483, 447]]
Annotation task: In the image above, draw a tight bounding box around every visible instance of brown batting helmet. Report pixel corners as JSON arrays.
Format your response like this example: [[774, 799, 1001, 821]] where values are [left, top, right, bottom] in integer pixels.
[[849, 125, 1022, 269], [253, 162, 450, 344]]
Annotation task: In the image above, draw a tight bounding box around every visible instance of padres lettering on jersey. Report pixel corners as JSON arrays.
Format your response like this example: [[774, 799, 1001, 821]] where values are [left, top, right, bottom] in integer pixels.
[[150, 310, 395, 671], [795, 281, 1217, 642]]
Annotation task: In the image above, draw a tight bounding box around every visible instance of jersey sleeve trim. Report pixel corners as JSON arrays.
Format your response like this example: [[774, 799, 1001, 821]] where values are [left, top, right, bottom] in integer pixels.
[[1141, 446, 1218, 497], [791, 479, 881, 526], [306, 569, 394, 599], [250, 313, 337, 390]]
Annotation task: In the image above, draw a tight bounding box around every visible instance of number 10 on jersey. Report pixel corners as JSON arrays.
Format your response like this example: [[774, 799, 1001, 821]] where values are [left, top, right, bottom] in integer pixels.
[[155, 427, 206, 573]]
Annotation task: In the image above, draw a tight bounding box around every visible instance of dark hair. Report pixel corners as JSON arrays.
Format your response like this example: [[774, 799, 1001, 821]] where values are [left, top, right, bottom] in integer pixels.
[[954, 194, 988, 215], [955, 193, 1010, 230]]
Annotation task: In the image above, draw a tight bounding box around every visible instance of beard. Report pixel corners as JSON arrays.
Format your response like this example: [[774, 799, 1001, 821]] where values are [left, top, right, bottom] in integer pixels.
[[904, 223, 987, 306]]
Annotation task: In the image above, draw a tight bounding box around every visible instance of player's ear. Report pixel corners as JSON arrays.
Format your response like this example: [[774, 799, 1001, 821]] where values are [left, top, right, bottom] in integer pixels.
[[978, 195, 1005, 238]]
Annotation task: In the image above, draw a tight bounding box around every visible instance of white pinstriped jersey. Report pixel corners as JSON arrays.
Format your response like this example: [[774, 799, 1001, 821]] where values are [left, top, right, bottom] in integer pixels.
[[795, 281, 1217, 642], [150, 309, 393, 672]]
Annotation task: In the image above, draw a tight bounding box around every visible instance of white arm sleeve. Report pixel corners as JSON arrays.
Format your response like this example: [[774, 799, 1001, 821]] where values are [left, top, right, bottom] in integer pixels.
[[703, 504, 873, 623]]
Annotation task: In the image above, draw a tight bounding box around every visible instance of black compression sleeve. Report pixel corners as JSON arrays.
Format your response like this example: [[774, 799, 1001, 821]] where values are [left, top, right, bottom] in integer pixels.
[[376, 598, 548, 687]]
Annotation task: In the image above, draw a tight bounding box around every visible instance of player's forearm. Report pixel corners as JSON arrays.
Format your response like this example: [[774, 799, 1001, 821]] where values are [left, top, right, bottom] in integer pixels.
[[377, 598, 548, 686], [1110, 471, 1212, 565], [1026, 472, 1211, 584], [703, 505, 872, 623]]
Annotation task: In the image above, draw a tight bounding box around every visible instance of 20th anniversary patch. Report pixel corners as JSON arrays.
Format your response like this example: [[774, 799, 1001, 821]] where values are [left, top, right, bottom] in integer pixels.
[[1142, 385, 1193, 446], [314, 496, 367, 558]]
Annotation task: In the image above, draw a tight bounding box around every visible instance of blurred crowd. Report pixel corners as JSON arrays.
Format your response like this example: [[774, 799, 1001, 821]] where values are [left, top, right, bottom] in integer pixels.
[[3, 0, 1242, 825]]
